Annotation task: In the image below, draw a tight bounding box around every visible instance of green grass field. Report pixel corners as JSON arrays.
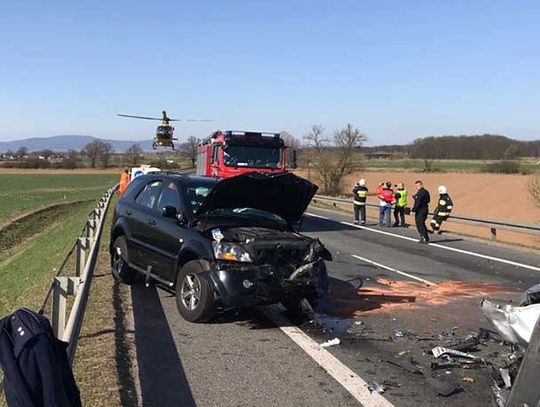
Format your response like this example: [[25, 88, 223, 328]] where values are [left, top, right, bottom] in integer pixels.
[[0, 173, 116, 316], [360, 159, 540, 172], [0, 173, 117, 222]]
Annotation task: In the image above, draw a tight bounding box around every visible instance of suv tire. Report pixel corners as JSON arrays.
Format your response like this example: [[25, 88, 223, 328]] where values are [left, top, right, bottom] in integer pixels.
[[175, 260, 215, 322], [111, 236, 137, 285]]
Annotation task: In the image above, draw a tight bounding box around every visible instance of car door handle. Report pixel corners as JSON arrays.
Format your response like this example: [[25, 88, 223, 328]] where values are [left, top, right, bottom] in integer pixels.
[[148, 219, 156, 226], [125, 209, 132, 216]]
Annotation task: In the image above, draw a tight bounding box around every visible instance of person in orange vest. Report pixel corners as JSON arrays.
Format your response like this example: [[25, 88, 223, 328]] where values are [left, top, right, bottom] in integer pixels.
[[118, 169, 130, 196]]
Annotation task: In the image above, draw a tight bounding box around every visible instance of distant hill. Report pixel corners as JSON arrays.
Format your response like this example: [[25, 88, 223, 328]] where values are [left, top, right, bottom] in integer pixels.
[[0, 135, 155, 153]]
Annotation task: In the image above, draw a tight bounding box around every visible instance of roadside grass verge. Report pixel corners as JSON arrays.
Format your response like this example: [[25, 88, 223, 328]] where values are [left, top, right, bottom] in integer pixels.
[[73, 198, 139, 406]]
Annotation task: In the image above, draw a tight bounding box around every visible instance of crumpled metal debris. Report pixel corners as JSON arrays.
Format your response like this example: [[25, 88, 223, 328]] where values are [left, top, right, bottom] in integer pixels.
[[499, 368, 511, 388], [520, 283, 540, 306], [320, 337, 340, 348], [367, 380, 385, 394], [431, 358, 484, 371], [432, 346, 477, 359], [481, 299, 540, 345], [446, 335, 480, 352]]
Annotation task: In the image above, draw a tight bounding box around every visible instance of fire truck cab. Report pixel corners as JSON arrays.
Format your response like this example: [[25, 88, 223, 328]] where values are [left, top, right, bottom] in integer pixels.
[[196, 130, 295, 178]]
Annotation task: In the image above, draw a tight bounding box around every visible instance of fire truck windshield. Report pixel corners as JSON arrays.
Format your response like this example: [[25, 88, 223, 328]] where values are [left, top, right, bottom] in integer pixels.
[[223, 146, 281, 169]]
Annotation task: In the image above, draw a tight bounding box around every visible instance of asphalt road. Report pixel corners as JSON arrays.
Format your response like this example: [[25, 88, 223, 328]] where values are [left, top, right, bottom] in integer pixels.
[[129, 206, 540, 407]]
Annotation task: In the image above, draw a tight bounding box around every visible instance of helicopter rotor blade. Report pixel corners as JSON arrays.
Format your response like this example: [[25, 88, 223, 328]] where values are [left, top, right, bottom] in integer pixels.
[[169, 118, 213, 122], [117, 114, 163, 121]]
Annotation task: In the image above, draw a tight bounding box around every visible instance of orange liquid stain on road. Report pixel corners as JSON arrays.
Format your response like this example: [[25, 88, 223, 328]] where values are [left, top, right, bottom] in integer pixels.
[[325, 279, 516, 318]]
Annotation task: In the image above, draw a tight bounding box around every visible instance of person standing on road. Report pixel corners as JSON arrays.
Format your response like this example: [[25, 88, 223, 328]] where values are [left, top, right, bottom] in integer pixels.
[[118, 169, 130, 196], [352, 178, 368, 225], [375, 182, 384, 223], [379, 182, 395, 227], [430, 185, 453, 234], [412, 180, 430, 243], [392, 182, 407, 227]]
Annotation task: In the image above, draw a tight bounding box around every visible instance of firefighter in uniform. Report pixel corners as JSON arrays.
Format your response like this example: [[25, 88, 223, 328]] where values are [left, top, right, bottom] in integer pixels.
[[118, 169, 130, 196], [352, 179, 368, 224], [430, 185, 453, 234]]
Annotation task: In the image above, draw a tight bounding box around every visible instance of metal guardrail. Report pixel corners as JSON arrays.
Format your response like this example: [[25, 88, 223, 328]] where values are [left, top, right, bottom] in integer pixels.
[[311, 194, 540, 241], [49, 185, 117, 363]]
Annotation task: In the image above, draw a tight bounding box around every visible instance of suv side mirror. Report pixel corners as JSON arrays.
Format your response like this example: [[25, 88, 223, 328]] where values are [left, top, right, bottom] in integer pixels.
[[162, 206, 177, 218]]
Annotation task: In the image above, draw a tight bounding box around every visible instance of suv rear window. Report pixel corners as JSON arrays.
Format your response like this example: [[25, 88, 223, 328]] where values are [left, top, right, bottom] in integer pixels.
[[135, 180, 162, 209]]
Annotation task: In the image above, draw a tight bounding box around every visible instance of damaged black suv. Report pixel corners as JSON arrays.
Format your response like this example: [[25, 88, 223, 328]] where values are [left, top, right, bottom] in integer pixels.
[[110, 171, 331, 322]]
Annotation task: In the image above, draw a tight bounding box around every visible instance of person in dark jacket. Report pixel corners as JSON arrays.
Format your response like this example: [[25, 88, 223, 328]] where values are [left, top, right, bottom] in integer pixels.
[[352, 178, 368, 225], [412, 180, 431, 243], [430, 185, 453, 234], [0, 308, 81, 407]]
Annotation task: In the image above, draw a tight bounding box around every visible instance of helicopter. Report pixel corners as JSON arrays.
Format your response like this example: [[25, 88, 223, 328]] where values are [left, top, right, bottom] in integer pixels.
[[117, 110, 211, 150]]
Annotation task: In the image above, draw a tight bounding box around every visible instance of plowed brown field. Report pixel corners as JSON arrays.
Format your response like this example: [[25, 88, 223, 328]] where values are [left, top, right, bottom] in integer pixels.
[[298, 169, 540, 249]]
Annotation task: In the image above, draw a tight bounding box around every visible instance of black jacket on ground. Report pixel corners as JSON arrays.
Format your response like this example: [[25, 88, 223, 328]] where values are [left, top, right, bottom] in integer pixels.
[[412, 187, 430, 213], [0, 308, 81, 407]]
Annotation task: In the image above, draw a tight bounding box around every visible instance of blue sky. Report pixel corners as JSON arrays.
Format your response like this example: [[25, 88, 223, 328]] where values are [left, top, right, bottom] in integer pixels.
[[0, 0, 539, 145]]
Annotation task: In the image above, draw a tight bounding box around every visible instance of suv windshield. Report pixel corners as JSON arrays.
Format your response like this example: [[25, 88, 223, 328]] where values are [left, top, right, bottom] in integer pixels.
[[185, 184, 214, 214], [223, 146, 281, 169]]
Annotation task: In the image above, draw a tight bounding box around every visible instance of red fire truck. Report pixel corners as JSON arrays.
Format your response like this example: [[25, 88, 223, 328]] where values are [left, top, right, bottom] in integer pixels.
[[196, 130, 296, 178]]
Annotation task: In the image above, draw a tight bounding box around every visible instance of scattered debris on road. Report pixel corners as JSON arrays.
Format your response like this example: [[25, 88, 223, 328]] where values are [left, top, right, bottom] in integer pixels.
[[367, 380, 385, 394], [431, 346, 478, 359], [320, 337, 340, 348]]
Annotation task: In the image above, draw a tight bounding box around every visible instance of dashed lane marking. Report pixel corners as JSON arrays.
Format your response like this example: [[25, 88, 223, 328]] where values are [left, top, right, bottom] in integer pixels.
[[351, 254, 437, 286], [261, 306, 395, 407], [306, 213, 540, 273]]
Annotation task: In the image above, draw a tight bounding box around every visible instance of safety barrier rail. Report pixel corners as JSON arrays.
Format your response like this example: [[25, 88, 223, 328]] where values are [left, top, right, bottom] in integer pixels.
[[311, 194, 540, 241], [47, 185, 117, 363]]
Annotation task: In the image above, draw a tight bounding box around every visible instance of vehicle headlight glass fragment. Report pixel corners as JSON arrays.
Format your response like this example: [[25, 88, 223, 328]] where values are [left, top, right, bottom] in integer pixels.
[[212, 242, 253, 263]]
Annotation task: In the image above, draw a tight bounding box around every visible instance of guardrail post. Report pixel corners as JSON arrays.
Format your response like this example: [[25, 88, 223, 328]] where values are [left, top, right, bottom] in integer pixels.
[[491, 228, 497, 241], [52, 277, 80, 338], [76, 237, 89, 277], [52, 277, 68, 338], [86, 220, 96, 241]]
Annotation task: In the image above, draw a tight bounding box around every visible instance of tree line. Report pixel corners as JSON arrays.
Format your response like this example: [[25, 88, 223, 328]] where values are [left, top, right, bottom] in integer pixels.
[[406, 135, 538, 160]]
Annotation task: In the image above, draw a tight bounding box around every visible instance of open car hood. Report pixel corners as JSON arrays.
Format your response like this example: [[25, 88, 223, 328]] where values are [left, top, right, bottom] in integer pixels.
[[195, 172, 318, 224]]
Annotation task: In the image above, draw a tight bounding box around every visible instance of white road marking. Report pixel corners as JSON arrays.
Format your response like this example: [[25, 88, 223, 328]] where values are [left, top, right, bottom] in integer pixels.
[[261, 306, 395, 407], [306, 212, 540, 273], [351, 254, 437, 286], [305, 212, 330, 220]]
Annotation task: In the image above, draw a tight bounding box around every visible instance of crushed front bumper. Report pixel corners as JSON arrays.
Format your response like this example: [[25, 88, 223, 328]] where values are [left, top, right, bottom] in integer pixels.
[[201, 260, 329, 309]]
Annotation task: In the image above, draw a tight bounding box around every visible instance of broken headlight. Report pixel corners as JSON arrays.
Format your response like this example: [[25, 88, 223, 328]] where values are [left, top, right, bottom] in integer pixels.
[[212, 242, 253, 263]]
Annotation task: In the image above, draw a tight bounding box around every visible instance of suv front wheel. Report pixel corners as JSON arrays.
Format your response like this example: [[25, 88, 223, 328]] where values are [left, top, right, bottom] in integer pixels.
[[175, 260, 215, 322]]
